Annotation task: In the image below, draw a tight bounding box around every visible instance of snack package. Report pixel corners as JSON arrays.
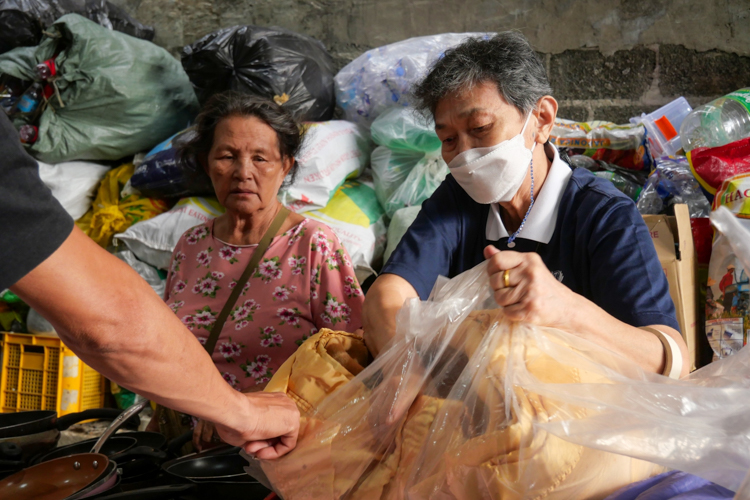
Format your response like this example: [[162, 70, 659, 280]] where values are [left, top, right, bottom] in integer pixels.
[[705, 178, 750, 359], [550, 119, 651, 171], [687, 137, 750, 203], [279, 121, 371, 213]]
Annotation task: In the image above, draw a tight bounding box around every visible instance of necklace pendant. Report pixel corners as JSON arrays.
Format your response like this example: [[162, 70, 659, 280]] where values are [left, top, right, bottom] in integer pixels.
[[507, 241, 516, 248]]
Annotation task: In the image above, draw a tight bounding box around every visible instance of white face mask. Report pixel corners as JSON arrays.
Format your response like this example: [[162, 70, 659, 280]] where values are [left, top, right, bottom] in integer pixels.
[[447, 112, 536, 204]]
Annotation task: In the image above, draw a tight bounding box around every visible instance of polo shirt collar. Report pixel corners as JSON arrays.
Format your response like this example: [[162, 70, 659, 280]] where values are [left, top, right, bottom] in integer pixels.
[[486, 143, 572, 243]]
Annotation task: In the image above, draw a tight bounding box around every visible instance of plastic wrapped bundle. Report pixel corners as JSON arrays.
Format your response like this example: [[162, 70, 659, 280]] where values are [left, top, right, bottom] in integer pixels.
[[279, 120, 372, 213], [370, 107, 448, 218], [259, 262, 666, 499], [182, 25, 335, 121], [335, 33, 492, 128], [636, 156, 711, 218], [550, 119, 651, 171]]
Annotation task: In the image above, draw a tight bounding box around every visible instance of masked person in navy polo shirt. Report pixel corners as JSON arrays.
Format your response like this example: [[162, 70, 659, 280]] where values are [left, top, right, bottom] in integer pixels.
[[363, 32, 688, 383]]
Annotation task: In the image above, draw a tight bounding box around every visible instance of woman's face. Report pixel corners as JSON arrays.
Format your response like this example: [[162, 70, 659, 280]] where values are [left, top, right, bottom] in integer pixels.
[[434, 81, 533, 165], [206, 115, 293, 215]]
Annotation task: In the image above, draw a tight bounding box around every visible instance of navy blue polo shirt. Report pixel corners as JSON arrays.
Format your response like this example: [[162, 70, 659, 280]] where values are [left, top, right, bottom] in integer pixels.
[[381, 163, 680, 331]]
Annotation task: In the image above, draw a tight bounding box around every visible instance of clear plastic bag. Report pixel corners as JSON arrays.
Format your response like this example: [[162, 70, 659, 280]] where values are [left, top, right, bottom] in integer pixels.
[[259, 262, 665, 499], [370, 107, 448, 218], [636, 156, 711, 218], [531, 210, 750, 491], [334, 33, 492, 128]]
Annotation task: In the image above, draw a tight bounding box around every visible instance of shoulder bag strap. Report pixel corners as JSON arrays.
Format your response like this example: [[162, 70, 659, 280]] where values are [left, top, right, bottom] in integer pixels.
[[203, 206, 290, 356]]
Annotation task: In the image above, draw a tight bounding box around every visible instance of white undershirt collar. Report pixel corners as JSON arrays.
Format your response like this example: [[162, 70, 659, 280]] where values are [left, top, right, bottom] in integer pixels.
[[485, 143, 572, 243]]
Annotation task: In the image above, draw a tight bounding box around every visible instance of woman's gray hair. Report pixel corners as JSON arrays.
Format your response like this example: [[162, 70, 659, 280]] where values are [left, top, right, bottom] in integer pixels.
[[180, 90, 304, 187], [414, 32, 552, 116]]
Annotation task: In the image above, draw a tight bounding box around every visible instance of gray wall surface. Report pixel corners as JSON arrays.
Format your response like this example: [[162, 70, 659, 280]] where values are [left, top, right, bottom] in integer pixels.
[[113, 0, 750, 123]]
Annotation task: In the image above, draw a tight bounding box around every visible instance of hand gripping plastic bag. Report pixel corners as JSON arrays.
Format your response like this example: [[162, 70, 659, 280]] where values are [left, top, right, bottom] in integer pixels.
[[370, 107, 449, 218], [0, 14, 197, 163], [0, 0, 154, 54], [279, 121, 372, 213], [259, 261, 663, 499], [78, 163, 170, 248], [334, 33, 492, 128], [181, 25, 335, 121], [506, 208, 750, 492]]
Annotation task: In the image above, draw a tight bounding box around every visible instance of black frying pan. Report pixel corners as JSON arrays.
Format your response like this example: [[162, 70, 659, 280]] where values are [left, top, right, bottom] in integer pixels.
[[162, 448, 272, 498], [0, 408, 141, 439]]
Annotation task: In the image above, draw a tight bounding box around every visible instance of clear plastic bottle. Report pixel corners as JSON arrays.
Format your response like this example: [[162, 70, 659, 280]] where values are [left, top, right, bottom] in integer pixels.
[[680, 88, 750, 152]]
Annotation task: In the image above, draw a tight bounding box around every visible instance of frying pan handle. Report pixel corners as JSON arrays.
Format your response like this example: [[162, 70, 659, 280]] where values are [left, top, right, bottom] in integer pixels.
[[166, 430, 193, 456], [56, 408, 141, 431]]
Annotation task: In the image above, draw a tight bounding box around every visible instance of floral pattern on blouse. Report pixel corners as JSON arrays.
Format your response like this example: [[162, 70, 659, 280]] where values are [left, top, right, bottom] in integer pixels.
[[164, 218, 364, 392]]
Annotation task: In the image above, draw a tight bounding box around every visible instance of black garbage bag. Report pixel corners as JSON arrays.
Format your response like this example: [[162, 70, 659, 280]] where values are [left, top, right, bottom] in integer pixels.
[[130, 127, 215, 199], [0, 0, 154, 54], [182, 25, 336, 121]]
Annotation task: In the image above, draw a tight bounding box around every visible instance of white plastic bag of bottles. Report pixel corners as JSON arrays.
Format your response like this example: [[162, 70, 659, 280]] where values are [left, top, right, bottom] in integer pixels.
[[334, 33, 492, 129]]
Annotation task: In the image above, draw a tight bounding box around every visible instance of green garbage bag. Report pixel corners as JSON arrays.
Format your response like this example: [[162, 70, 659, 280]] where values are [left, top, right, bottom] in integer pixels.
[[369, 107, 448, 218], [0, 14, 198, 163]]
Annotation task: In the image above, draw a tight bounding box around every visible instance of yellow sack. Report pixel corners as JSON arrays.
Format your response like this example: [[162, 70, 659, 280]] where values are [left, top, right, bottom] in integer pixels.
[[77, 163, 170, 248]]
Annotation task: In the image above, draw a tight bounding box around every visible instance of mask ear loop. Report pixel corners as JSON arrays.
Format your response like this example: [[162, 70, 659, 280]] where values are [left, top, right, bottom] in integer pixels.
[[519, 110, 537, 151]]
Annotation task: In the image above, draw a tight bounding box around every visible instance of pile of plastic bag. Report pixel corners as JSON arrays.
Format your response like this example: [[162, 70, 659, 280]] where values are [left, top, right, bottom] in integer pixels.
[[335, 33, 491, 128], [182, 25, 336, 121], [0, 14, 198, 163], [0, 0, 154, 54]]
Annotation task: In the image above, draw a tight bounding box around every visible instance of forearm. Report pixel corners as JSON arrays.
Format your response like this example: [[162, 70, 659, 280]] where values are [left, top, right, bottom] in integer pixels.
[[363, 274, 417, 358], [11, 228, 250, 428], [561, 295, 689, 377]]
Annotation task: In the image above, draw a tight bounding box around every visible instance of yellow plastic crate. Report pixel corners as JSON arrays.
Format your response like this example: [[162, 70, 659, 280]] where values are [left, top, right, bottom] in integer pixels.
[[0, 332, 105, 415]]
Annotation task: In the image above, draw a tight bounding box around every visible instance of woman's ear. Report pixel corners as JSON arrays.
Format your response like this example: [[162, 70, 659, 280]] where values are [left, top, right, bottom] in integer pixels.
[[282, 156, 295, 177], [535, 96, 558, 144]]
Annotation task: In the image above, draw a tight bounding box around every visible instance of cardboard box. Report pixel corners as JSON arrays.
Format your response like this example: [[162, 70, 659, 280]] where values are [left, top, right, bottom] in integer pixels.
[[643, 204, 700, 371]]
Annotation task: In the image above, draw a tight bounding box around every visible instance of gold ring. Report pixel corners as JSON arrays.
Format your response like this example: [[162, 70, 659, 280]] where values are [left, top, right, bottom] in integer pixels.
[[503, 269, 511, 288]]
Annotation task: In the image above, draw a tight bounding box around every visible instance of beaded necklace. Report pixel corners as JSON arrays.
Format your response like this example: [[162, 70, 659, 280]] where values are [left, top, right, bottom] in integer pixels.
[[506, 158, 534, 249]]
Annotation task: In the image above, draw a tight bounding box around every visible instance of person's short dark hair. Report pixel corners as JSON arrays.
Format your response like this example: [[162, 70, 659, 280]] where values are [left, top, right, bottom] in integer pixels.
[[414, 32, 552, 116], [180, 90, 303, 187]]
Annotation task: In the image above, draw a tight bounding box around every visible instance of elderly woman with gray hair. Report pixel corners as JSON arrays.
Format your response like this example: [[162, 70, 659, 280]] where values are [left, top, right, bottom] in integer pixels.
[[363, 32, 688, 382]]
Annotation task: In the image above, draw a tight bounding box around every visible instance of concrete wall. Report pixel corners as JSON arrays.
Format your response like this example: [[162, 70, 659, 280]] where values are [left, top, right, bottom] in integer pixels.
[[113, 0, 750, 123]]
